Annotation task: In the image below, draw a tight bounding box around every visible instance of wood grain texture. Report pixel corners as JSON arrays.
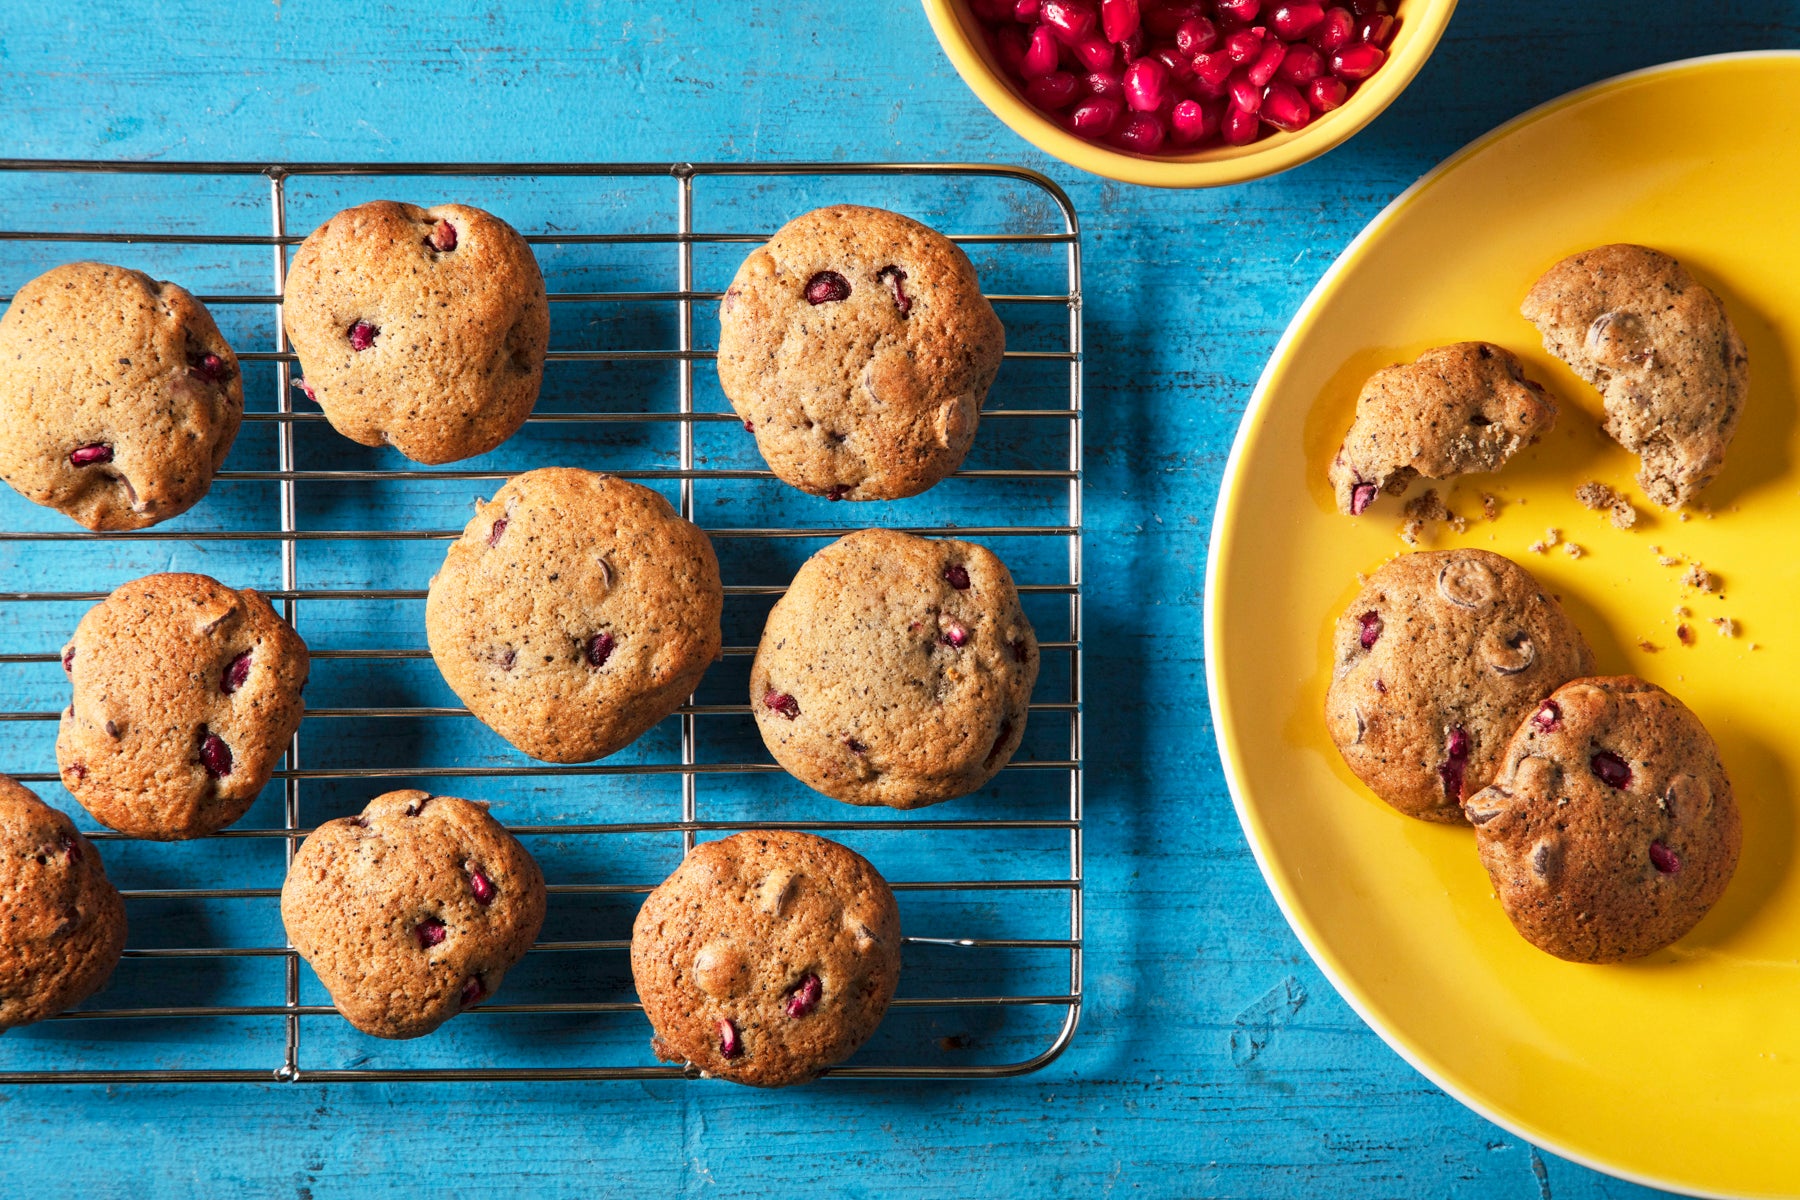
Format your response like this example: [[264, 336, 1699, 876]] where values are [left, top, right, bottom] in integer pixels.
[[1, 1, 1797, 1195]]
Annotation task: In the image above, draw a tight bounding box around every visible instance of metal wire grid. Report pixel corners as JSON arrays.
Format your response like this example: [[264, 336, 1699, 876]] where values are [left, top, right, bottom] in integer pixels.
[[0, 160, 1083, 1083]]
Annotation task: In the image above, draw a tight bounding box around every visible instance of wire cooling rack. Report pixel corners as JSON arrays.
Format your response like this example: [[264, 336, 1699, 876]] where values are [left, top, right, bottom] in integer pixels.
[[0, 160, 1082, 1083]]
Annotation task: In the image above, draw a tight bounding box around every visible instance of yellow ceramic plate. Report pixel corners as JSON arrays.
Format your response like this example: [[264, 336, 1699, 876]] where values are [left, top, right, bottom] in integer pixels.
[[1207, 52, 1800, 1198]]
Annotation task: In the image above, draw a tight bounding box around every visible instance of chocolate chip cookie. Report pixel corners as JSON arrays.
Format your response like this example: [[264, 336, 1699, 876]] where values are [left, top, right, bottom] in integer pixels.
[[631, 831, 902, 1087], [1325, 549, 1595, 823], [425, 467, 723, 763], [57, 573, 310, 840], [1464, 676, 1740, 963], [0, 261, 242, 530], [281, 789, 547, 1039], [283, 201, 549, 464], [0, 775, 127, 1030], [1521, 244, 1748, 509], [750, 528, 1038, 810], [1329, 342, 1557, 516], [717, 205, 1005, 501]]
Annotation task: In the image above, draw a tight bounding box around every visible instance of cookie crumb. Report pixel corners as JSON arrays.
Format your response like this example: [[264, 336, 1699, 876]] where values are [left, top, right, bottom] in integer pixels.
[[1750, 642, 1760, 651], [1659, 555, 1680, 567], [1528, 527, 1561, 555], [1398, 489, 1463, 545], [1682, 564, 1719, 593], [1711, 617, 1737, 638], [1637, 639, 1659, 652], [1673, 605, 1689, 618], [1564, 542, 1584, 559], [1676, 623, 1695, 646], [1648, 544, 1661, 554], [1575, 480, 1636, 529], [1480, 492, 1500, 520]]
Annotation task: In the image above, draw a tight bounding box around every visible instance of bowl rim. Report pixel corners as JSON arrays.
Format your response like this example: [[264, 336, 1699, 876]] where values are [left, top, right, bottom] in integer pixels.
[[921, 0, 1460, 188]]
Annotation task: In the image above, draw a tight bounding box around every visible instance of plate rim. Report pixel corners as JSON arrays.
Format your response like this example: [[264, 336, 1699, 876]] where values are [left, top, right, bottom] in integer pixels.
[[1202, 48, 1800, 1200]]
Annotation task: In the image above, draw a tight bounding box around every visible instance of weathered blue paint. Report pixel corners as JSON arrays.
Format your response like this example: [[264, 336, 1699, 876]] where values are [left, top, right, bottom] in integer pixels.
[[1, 2, 1795, 1195]]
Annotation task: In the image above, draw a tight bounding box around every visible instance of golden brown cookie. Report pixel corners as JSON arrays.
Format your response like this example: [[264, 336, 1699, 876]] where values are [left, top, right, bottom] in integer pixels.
[[1464, 676, 1740, 963], [0, 775, 126, 1030], [283, 201, 549, 464], [630, 831, 902, 1087], [425, 468, 723, 763], [56, 573, 309, 840], [1329, 342, 1557, 516], [1521, 244, 1748, 509], [0, 262, 242, 530], [281, 789, 547, 1039], [717, 205, 1005, 501], [750, 529, 1038, 810], [1325, 549, 1595, 823]]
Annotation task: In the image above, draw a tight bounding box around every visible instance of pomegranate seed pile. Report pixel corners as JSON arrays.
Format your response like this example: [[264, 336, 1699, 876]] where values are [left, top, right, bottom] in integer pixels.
[[969, 0, 1400, 154]]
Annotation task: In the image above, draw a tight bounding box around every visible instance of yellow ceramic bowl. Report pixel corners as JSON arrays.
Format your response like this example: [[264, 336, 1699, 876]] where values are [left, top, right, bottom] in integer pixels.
[[1208, 52, 1800, 1197], [922, 0, 1458, 188]]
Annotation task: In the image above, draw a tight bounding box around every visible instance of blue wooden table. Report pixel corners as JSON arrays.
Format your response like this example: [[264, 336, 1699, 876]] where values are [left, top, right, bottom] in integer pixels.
[[1, 3, 1794, 1195]]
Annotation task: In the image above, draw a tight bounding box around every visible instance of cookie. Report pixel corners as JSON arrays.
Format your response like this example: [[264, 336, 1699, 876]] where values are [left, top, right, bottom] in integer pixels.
[[717, 205, 1005, 501], [0, 775, 127, 1030], [630, 831, 902, 1087], [1325, 549, 1595, 822], [56, 573, 310, 840], [425, 468, 723, 763], [1521, 244, 1748, 509], [751, 529, 1038, 809], [0, 262, 242, 530], [1329, 342, 1557, 516], [281, 789, 547, 1039], [283, 201, 549, 464], [1464, 677, 1740, 963]]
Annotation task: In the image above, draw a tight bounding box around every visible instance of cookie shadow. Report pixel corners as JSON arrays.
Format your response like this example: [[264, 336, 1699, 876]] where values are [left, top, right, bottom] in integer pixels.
[[1679, 268, 1793, 511]]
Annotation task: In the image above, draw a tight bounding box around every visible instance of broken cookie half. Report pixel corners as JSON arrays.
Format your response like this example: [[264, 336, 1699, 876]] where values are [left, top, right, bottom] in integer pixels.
[[1330, 341, 1557, 516], [1521, 243, 1748, 509]]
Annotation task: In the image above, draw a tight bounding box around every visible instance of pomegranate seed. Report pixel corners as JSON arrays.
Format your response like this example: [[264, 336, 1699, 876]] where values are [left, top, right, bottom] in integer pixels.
[[765, 691, 800, 720], [69, 444, 113, 468], [1261, 80, 1312, 130], [1591, 751, 1633, 790], [1270, 2, 1325, 37], [1014, 0, 1040, 18], [348, 321, 378, 351], [970, 0, 1011, 18], [1331, 41, 1385, 79], [469, 868, 496, 905], [940, 621, 972, 648], [1222, 27, 1263, 63], [1347, 480, 1377, 513], [1142, 2, 1196, 37], [60, 832, 81, 863], [587, 632, 616, 668], [1216, 0, 1260, 21], [804, 271, 851, 304], [845, 736, 868, 754], [1022, 24, 1061, 76], [1152, 46, 1192, 80], [199, 729, 232, 778], [1438, 726, 1471, 800], [1085, 67, 1125, 96], [1532, 700, 1562, 732], [875, 265, 912, 317], [1123, 55, 1169, 110], [1100, 0, 1140, 42], [1118, 28, 1144, 57], [1173, 15, 1216, 53], [1041, 0, 1097, 43], [1311, 6, 1354, 51], [1067, 96, 1125, 135], [1073, 35, 1116, 71], [1228, 72, 1263, 112], [1246, 37, 1286, 86], [460, 977, 485, 1006], [785, 973, 824, 1018], [945, 564, 972, 589], [221, 651, 252, 695], [1278, 43, 1326, 83], [1169, 98, 1215, 142], [1348, 0, 1388, 16], [718, 1018, 743, 1059], [1011, 639, 1031, 663], [427, 219, 458, 252], [1109, 111, 1168, 152], [1358, 12, 1395, 45], [1222, 102, 1260, 144], [1027, 70, 1083, 108], [1649, 842, 1682, 875], [1358, 611, 1381, 649], [293, 377, 318, 403], [825, 483, 852, 501], [415, 919, 448, 949], [1190, 51, 1235, 94], [487, 517, 507, 546], [1309, 75, 1348, 110], [190, 352, 230, 383], [61, 646, 74, 675], [993, 26, 1029, 74]]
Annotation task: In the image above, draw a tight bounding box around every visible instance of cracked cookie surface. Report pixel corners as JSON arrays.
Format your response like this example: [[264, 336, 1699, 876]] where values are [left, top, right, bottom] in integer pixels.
[[717, 205, 1005, 501], [281, 789, 546, 1039], [750, 528, 1038, 810], [630, 830, 901, 1087], [1521, 243, 1748, 509], [283, 200, 549, 464], [1464, 675, 1739, 963], [0, 262, 242, 530], [57, 573, 309, 840], [1325, 549, 1594, 823]]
